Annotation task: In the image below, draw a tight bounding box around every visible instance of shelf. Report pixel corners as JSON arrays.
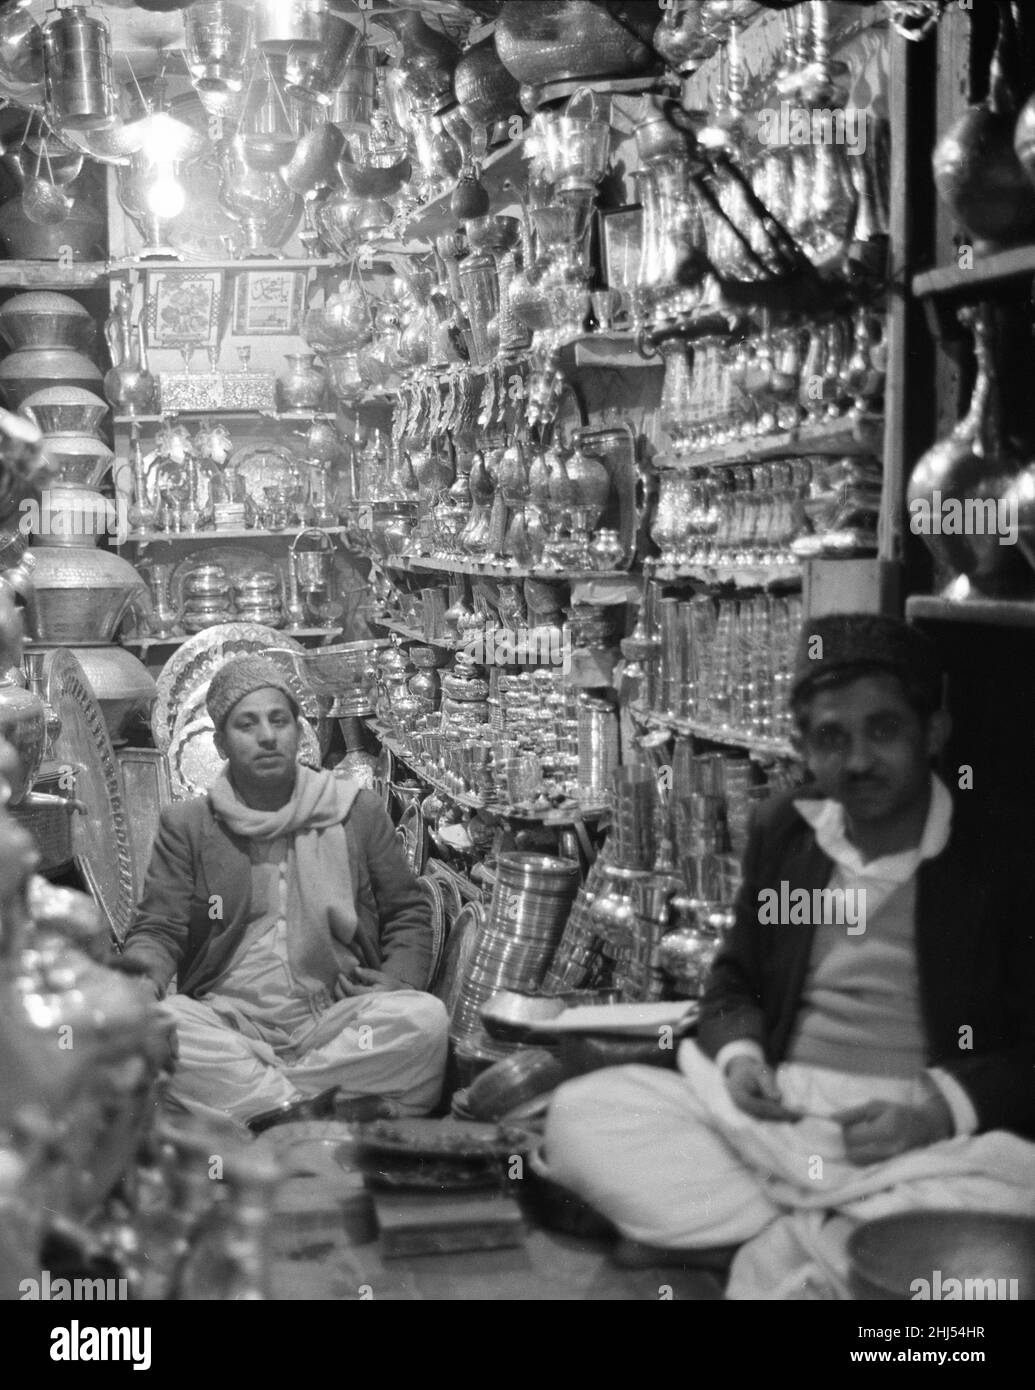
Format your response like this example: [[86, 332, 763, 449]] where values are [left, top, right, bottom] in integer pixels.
[[369, 722, 609, 824], [905, 595, 1035, 630], [0, 260, 109, 289], [108, 256, 342, 276], [630, 704, 798, 761], [657, 414, 883, 470], [369, 615, 459, 651], [399, 139, 527, 244], [645, 558, 802, 589], [119, 526, 349, 544], [114, 411, 338, 425], [122, 626, 339, 652], [382, 554, 629, 582], [912, 244, 1035, 298]]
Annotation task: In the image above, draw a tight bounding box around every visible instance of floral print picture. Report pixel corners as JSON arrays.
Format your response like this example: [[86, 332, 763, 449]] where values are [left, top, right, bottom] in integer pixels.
[[145, 270, 224, 348]]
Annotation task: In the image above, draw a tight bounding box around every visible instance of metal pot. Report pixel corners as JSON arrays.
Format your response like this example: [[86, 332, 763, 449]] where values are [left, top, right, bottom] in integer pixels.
[[28, 484, 116, 549], [26, 546, 147, 644], [284, 10, 361, 104], [39, 433, 114, 489], [42, 5, 115, 131], [0, 666, 46, 804], [453, 35, 522, 133], [0, 292, 95, 352], [21, 387, 108, 436], [66, 643, 157, 745], [254, 0, 325, 54], [494, 1, 659, 89], [0, 347, 103, 410]]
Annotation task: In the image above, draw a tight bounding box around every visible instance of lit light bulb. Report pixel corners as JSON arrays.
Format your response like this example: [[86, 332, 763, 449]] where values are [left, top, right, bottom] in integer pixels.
[[145, 168, 186, 221]]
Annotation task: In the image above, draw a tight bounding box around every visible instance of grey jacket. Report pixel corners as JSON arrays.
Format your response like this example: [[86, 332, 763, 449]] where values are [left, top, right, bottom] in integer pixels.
[[121, 788, 433, 995]]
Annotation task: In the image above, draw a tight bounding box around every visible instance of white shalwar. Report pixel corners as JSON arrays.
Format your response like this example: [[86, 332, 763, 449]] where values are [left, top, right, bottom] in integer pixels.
[[160, 833, 447, 1131], [542, 1042, 1035, 1298]]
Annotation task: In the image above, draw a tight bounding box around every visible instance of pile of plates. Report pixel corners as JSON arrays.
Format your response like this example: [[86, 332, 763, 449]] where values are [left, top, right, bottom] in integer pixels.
[[449, 853, 580, 1047]]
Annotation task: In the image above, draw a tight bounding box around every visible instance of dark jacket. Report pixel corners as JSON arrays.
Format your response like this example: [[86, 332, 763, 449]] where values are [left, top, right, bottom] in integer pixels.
[[121, 788, 433, 995], [698, 788, 1035, 1140]]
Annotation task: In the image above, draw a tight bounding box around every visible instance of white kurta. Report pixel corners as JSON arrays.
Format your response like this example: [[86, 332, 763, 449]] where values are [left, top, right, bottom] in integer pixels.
[[160, 833, 447, 1130]]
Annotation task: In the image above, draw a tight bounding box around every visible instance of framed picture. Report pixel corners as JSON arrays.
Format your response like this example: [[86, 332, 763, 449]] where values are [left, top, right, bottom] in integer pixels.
[[599, 204, 643, 308], [145, 269, 224, 348], [232, 270, 306, 335]]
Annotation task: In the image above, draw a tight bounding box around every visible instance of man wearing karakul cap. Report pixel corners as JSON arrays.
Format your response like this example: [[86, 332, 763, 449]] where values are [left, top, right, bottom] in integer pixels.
[[542, 613, 1035, 1298], [119, 654, 448, 1133]]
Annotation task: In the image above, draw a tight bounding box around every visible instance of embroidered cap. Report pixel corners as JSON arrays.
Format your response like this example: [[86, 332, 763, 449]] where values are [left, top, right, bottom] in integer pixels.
[[206, 655, 300, 733], [790, 613, 943, 711]]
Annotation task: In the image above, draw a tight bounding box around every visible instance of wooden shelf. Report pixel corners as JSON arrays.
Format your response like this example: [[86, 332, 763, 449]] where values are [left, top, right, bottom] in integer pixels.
[[114, 411, 338, 425], [369, 722, 609, 824], [905, 595, 1035, 630], [382, 554, 630, 582], [912, 244, 1035, 298], [399, 139, 526, 244], [645, 557, 802, 589], [0, 260, 108, 289], [108, 256, 342, 275], [369, 615, 459, 651], [630, 704, 798, 761], [119, 526, 349, 544], [657, 414, 883, 471], [122, 626, 338, 652]]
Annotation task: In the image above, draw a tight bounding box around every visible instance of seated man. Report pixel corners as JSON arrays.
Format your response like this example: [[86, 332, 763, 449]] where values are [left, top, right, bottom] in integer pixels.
[[119, 655, 448, 1134], [543, 614, 1035, 1298]]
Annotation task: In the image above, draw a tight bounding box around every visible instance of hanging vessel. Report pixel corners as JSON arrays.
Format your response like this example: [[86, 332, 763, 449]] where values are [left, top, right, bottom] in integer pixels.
[[42, 6, 115, 131], [494, 1, 660, 90], [934, 0, 1035, 252], [907, 303, 1031, 597]]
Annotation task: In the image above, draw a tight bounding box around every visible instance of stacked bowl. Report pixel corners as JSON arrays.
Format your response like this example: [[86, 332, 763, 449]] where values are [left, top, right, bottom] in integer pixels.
[[1, 292, 155, 744]]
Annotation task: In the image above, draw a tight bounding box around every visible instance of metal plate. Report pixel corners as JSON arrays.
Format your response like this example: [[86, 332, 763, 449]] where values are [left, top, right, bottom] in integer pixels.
[[152, 623, 316, 753], [395, 801, 427, 877], [434, 900, 485, 1018], [44, 647, 135, 945], [418, 875, 447, 993], [116, 746, 173, 905], [228, 443, 300, 509], [169, 713, 322, 800]]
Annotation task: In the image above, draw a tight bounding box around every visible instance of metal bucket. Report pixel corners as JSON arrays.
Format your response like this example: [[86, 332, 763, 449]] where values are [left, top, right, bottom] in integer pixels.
[[43, 8, 115, 131], [254, 0, 325, 55]]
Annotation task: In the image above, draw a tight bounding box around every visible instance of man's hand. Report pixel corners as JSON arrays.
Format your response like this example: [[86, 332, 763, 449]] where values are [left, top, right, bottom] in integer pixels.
[[724, 1056, 801, 1122], [336, 967, 410, 997], [833, 1092, 954, 1165]]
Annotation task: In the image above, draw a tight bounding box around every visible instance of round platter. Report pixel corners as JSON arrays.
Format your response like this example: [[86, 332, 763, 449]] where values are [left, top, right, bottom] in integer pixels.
[[151, 623, 317, 753], [228, 443, 301, 509], [43, 648, 135, 944], [395, 801, 427, 877], [169, 713, 322, 800], [417, 874, 447, 993]]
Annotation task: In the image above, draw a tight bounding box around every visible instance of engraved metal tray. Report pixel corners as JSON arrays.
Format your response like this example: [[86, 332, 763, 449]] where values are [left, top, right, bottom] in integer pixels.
[[44, 648, 135, 944], [169, 713, 321, 800], [152, 622, 316, 753]]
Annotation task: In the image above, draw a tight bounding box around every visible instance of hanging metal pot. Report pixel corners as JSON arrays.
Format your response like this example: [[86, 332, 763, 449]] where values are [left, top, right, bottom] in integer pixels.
[[284, 10, 362, 105], [183, 1, 254, 96], [254, 0, 326, 56], [0, 3, 43, 106], [42, 6, 116, 133]]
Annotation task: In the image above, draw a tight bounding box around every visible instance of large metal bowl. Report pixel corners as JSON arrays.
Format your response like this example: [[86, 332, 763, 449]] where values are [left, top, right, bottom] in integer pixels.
[[40, 433, 114, 488], [0, 348, 103, 410], [848, 1211, 1035, 1300], [0, 291, 95, 351], [22, 386, 109, 436]]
